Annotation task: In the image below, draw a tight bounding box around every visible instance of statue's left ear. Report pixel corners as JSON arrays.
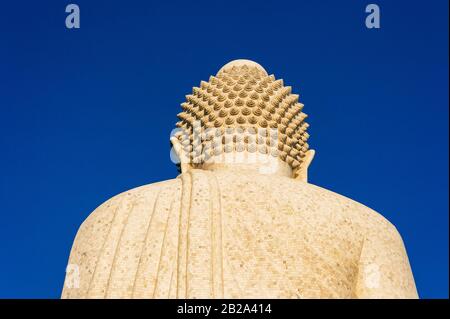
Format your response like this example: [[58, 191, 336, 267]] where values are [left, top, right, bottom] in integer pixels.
[[294, 149, 315, 182], [170, 136, 193, 174]]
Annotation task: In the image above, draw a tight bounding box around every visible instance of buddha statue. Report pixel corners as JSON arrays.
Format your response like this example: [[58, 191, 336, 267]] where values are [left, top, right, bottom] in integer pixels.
[[62, 60, 418, 299]]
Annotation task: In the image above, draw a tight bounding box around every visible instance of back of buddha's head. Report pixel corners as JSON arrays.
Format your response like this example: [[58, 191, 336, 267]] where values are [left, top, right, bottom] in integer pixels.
[[172, 59, 313, 179]]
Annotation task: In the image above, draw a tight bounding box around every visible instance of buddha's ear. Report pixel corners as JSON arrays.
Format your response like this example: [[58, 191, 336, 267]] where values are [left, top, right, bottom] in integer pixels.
[[170, 137, 193, 174], [294, 149, 315, 182]]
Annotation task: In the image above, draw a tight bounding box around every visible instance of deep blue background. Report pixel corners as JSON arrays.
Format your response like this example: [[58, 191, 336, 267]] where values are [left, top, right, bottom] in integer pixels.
[[0, 0, 448, 298]]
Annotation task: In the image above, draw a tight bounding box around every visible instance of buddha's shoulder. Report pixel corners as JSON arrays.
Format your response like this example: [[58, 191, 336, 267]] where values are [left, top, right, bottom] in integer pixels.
[[75, 171, 399, 239], [282, 176, 400, 236], [211, 170, 400, 235], [75, 178, 181, 234], [98, 177, 180, 208]]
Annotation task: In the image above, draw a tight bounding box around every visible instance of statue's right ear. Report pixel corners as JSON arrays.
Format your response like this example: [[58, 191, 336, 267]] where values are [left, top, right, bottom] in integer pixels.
[[294, 149, 315, 182], [170, 137, 193, 174]]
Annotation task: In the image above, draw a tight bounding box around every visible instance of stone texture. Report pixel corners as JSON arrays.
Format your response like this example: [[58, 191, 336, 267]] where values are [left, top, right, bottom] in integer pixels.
[[62, 60, 418, 299]]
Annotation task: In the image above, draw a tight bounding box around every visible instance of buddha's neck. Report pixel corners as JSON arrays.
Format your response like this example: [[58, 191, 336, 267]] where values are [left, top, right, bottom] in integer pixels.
[[200, 153, 293, 178]]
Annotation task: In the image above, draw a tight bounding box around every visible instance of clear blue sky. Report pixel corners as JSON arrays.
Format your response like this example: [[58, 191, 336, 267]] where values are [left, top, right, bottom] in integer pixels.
[[0, 0, 448, 298]]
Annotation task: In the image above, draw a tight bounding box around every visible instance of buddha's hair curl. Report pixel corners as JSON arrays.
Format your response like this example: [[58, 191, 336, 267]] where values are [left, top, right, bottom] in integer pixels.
[[174, 63, 310, 174]]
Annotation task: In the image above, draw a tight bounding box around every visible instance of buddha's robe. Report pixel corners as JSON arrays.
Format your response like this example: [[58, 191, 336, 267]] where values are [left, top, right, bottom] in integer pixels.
[[62, 169, 418, 298]]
